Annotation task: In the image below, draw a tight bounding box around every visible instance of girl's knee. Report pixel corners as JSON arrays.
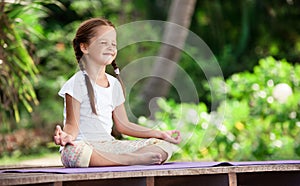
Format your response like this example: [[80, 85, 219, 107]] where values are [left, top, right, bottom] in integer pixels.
[[61, 141, 93, 168]]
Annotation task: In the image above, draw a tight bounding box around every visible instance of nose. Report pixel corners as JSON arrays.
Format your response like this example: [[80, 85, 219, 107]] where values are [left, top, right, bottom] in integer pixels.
[[107, 43, 116, 51]]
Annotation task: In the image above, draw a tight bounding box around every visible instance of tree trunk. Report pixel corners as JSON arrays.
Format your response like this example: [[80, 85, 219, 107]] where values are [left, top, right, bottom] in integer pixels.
[[140, 0, 197, 113]]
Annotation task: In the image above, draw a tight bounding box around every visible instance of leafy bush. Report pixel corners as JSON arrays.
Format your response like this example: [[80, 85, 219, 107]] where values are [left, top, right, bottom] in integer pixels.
[[0, 128, 56, 158], [0, 2, 43, 128], [137, 57, 300, 161]]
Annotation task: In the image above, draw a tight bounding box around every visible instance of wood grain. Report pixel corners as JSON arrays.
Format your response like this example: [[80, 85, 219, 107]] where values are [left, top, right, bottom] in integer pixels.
[[1, 164, 300, 186]]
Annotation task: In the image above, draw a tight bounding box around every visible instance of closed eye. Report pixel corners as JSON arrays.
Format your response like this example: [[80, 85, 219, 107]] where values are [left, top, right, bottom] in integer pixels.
[[100, 41, 108, 45]]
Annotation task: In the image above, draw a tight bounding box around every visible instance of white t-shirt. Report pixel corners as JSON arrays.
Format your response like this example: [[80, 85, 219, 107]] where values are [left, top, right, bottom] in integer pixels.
[[58, 71, 125, 142]]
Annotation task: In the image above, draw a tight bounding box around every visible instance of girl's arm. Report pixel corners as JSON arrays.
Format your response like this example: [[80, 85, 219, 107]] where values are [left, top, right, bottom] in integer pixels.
[[54, 94, 80, 146], [112, 103, 181, 144]]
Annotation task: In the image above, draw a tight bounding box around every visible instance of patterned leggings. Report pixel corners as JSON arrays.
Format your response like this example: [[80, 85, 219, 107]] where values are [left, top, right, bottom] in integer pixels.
[[61, 138, 178, 168]]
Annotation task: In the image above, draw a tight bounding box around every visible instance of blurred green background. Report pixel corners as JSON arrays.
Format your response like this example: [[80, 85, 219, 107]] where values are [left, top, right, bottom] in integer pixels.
[[1, 0, 300, 163]]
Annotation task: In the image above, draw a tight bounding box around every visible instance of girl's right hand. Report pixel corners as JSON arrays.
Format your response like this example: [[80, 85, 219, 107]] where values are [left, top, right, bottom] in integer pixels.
[[54, 125, 75, 146]]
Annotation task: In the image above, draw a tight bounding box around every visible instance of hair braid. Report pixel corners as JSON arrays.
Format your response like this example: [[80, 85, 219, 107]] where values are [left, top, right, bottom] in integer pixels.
[[73, 39, 97, 115], [112, 60, 125, 97]]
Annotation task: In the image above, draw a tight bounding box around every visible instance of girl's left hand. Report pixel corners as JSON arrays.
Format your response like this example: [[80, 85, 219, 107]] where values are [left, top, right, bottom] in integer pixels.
[[161, 130, 181, 144]]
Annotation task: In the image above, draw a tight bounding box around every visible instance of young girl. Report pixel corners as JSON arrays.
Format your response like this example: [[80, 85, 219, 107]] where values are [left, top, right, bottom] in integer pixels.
[[53, 18, 181, 168]]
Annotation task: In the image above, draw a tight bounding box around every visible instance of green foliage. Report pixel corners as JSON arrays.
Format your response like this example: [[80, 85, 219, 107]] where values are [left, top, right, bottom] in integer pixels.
[[193, 1, 300, 76], [0, 1, 44, 129], [138, 57, 300, 161], [212, 57, 300, 161], [2, 0, 300, 159], [0, 128, 56, 158]]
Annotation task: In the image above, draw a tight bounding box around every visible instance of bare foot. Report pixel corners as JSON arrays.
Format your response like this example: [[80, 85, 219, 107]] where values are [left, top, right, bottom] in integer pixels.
[[127, 152, 162, 165]]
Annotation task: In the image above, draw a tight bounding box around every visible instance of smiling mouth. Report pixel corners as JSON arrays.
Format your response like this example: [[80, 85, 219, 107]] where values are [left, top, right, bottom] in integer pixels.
[[103, 53, 114, 56]]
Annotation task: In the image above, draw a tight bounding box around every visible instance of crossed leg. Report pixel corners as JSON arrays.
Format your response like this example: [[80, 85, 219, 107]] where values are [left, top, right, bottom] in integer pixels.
[[89, 145, 168, 167]]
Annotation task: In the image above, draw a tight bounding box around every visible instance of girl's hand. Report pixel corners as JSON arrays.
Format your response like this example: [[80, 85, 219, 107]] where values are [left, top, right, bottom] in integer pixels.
[[54, 125, 75, 146], [161, 130, 181, 144]]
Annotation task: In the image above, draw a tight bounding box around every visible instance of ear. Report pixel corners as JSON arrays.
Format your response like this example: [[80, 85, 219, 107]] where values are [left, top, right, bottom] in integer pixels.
[[80, 43, 89, 54]]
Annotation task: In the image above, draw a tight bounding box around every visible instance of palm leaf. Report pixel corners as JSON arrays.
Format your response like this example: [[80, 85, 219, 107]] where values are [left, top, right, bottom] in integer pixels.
[[0, 0, 61, 129]]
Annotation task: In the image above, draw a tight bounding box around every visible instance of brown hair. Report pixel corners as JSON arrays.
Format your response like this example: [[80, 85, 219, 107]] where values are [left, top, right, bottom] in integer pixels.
[[72, 18, 123, 115]]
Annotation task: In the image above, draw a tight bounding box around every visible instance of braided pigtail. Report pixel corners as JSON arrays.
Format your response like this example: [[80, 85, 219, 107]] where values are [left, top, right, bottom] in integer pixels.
[[111, 60, 125, 97], [73, 38, 97, 115]]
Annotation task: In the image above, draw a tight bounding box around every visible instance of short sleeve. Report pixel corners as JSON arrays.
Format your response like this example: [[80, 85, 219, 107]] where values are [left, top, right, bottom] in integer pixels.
[[58, 71, 85, 102], [112, 78, 125, 109]]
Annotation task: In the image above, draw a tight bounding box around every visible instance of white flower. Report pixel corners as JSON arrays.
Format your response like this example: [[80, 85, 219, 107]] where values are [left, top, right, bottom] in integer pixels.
[[270, 133, 276, 140], [252, 83, 260, 91], [201, 122, 209, 129], [267, 96, 274, 103], [232, 74, 239, 81], [227, 132, 235, 142], [233, 143, 240, 150], [200, 112, 210, 121], [219, 125, 227, 134], [273, 140, 283, 148], [289, 112, 297, 119], [267, 79, 274, 87], [186, 109, 199, 124], [138, 116, 147, 124], [272, 83, 293, 103], [259, 91, 267, 98]]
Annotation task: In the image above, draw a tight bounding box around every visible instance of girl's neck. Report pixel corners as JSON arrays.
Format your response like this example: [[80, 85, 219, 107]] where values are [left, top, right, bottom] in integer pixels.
[[85, 65, 106, 82]]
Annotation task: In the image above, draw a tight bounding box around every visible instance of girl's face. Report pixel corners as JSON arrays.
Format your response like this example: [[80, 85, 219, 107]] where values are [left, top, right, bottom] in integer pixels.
[[84, 26, 117, 66]]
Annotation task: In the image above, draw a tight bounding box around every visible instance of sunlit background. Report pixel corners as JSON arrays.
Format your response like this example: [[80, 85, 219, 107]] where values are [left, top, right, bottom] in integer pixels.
[[0, 0, 300, 166]]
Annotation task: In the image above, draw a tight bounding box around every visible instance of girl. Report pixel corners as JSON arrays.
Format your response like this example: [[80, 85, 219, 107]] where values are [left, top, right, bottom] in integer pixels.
[[53, 18, 181, 168]]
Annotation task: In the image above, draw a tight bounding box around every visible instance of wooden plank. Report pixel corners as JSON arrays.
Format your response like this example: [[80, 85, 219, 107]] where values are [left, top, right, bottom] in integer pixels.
[[146, 176, 154, 186], [0, 165, 63, 170], [1, 164, 300, 185], [0, 173, 65, 186], [63, 177, 147, 186], [54, 182, 63, 186], [228, 172, 237, 186], [154, 174, 229, 186], [237, 171, 300, 186]]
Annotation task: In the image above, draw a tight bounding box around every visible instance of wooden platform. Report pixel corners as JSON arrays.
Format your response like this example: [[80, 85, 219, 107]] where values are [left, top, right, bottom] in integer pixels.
[[1, 163, 300, 186]]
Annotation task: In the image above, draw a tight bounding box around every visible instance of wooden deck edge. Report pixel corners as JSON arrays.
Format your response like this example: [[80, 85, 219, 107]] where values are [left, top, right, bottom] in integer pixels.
[[1, 164, 300, 185]]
